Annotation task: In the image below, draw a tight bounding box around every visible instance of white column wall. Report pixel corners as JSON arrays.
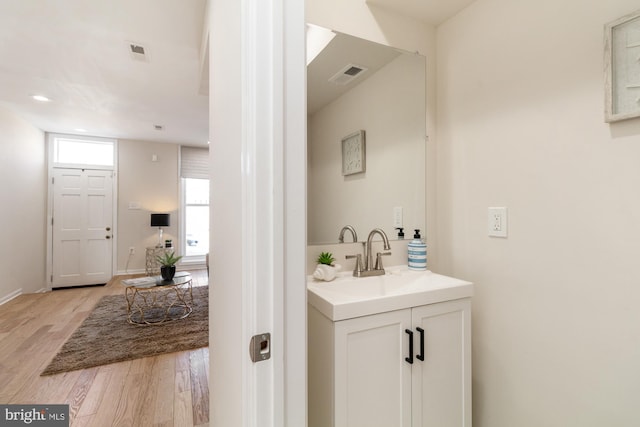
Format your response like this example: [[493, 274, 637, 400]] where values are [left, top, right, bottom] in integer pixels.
[[437, 1, 640, 425], [0, 106, 46, 302]]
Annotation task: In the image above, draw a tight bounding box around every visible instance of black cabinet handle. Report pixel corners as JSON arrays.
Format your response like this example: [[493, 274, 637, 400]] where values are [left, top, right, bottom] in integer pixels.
[[405, 329, 413, 364], [416, 327, 425, 361]]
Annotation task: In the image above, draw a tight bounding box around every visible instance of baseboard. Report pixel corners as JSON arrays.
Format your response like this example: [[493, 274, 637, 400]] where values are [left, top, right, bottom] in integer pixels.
[[116, 268, 146, 276], [0, 288, 22, 306], [177, 263, 206, 271], [115, 265, 206, 277], [176, 259, 207, 271]]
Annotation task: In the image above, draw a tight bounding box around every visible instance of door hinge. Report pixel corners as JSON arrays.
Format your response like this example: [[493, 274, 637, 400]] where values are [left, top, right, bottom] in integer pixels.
[[51, 217, 54, 226], [249, 333, 271, 363], [50, 275, 53, 282], [52, 177, 54, 184]]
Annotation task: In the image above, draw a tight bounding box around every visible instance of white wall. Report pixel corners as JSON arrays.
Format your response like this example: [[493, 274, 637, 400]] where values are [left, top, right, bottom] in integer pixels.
[[437, 0, 640, 425], [0, 106, 46, 301], [0, 115, 185, 296], [308, 53, 425, 243], [117, 139, 179, 273]]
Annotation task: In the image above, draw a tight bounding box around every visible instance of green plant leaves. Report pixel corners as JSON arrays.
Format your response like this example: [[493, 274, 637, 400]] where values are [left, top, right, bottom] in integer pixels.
[[156, 251, 183, 266], [316, 252, 335, 266]]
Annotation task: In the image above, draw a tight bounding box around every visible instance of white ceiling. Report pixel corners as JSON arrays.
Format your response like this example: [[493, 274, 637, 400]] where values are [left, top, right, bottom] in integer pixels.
[[0, 0, 209, 146], [0, 0, 474, 147], [366, 0, 477, 25], [307, 32, 401, 115]]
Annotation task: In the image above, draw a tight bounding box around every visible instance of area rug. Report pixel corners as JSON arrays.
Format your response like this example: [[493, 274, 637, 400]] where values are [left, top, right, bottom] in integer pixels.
[[41, 285, 208, 376]]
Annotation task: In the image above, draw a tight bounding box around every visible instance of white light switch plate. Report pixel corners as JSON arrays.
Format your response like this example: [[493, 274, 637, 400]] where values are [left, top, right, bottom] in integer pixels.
[[393, 206, 403, 228], [488, 207, 508, 237]]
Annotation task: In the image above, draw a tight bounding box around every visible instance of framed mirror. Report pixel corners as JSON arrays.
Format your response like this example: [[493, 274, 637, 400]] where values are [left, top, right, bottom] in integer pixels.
[[307, 27, 426, 244]]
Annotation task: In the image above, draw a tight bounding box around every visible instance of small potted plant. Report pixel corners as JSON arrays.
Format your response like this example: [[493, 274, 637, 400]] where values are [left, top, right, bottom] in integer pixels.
[[156, 251, 183, 281], [313, 252, 340, 281], [317, 251, 335, 266]]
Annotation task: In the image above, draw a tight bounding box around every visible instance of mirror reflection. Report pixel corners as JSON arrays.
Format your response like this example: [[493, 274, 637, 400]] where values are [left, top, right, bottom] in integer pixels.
[[307, 27, 426, 245]]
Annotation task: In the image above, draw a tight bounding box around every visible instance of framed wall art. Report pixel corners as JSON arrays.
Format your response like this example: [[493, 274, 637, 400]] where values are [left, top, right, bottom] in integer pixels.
[[341, 130, 366, 176], [605, 9, 640, 122]]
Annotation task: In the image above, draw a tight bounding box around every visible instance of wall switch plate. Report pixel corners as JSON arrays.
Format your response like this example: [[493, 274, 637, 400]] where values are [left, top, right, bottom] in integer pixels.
[[393, 206, 403, 228], [488, 207, 508, 237]]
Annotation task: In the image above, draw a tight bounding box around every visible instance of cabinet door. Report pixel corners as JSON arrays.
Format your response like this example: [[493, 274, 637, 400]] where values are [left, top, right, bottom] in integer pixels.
[[411, 299, 471, 427], [334, 309, 413, 427]]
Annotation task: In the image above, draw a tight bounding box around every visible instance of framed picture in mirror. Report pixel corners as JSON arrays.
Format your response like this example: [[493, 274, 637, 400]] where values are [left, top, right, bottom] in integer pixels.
[[341, 130, 365, 176], [605, 9, 640, 122]]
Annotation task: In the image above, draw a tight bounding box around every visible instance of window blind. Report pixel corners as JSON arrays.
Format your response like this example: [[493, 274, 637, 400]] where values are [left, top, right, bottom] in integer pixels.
[[180, 146, 209, 179]]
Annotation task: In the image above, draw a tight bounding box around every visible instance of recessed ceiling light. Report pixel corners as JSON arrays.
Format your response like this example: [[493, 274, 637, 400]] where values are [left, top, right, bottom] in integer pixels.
[[31, 95, 51, 102]]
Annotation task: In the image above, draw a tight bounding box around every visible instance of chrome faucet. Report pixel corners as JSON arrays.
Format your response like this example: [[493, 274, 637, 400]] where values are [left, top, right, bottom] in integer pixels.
[[346, 228, 391, 277], [338, 225, 358, 243]]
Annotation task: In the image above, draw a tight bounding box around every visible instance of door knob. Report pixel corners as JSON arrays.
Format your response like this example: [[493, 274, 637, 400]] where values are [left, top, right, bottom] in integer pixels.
[[106, 235, 111, 239], [106, 227, 111, 231]]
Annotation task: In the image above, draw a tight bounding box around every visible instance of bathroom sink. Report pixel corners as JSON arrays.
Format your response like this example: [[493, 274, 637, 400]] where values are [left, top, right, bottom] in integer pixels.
[[307, 265, 473, 321]]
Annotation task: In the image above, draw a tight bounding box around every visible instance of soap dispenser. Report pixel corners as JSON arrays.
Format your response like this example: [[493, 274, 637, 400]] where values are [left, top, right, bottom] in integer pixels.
[[408, 229, 427, 270], [395, 227, 405, 239]]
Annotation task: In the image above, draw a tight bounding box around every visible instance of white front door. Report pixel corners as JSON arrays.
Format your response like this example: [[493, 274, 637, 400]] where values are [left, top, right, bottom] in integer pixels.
[[51, 168, 113, 287]]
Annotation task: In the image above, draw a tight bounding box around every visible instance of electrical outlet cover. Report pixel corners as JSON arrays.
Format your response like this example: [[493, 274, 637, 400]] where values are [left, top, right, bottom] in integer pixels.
[[488, 207, 508, 237]]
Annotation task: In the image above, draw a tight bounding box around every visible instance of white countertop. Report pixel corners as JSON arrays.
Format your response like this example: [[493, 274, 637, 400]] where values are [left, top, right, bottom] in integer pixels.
[[307, 265, 473, 321]]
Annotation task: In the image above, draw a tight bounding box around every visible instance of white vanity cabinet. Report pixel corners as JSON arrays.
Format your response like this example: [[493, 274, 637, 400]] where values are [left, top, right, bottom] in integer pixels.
[[410, 299, 471, 427], [307, 269, 472, 427]]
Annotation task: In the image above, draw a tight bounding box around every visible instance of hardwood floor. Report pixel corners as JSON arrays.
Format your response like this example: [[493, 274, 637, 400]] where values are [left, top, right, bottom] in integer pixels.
[[0, 269, 209, 427]]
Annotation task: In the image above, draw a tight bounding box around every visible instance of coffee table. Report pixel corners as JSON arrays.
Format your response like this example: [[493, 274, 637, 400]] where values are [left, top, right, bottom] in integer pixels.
[[122, 271, 193, 325]]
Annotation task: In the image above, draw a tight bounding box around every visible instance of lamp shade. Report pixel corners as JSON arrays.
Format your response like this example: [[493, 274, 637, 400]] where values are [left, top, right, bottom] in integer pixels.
[[150, 213, 170, 227]]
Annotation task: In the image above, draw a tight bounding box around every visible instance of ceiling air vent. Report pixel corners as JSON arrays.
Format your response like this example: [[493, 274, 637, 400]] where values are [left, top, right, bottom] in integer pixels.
[[130, 44, 145, 55], [328, 63, 368, 85], [128, 41, 149, 61]]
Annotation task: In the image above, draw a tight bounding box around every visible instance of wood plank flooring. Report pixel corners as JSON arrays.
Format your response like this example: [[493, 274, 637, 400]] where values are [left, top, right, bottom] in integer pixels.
[[0, 270, 209, 427]]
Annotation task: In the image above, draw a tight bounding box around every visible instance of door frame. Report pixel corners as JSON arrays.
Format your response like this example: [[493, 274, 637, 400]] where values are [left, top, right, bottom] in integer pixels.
[[209, 0, 306, 425], [45, 133, 118, 291]]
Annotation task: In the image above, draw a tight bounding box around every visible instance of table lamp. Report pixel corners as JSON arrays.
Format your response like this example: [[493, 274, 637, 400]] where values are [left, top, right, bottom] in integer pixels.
[[150, 213, 170, 248]]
